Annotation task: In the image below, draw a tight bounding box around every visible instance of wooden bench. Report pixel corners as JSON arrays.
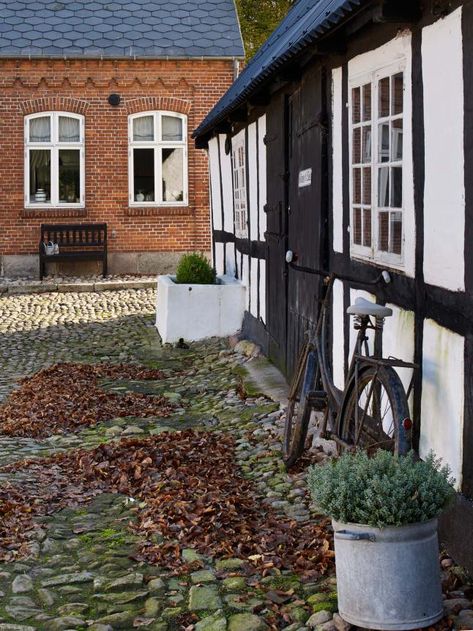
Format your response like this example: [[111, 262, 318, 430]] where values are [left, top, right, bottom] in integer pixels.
[[39, 223, 107, 280]]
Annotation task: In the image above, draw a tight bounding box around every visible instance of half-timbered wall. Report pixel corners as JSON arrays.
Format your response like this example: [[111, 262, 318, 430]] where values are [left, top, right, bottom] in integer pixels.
[[208, 115, 268, 342]]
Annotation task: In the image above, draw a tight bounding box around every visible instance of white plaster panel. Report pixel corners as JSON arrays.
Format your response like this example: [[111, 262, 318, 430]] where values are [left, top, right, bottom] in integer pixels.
[[259, 259, 267, 324], [348, 289, 376, 357], [382, 304, 415, 397], [348, 33, 415, 277], [225, 242, 236, 279], [250, 257, 259, 318], [332, 279, 345, 389], [422, 8, 465, 291], [219, 133, 234, 234], [208, 137, 222, 232], [258, 115, 267, 238], [420, 320, 464, 488], [332, 68, 344, 254], [248, 123, 259, 241], [214, 242, 225, 276], [240, 254, 250, 311]]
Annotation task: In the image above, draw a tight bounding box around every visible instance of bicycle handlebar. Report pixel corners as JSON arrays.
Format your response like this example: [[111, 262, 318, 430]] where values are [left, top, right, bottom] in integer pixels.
[[288, 262, 391, 286]]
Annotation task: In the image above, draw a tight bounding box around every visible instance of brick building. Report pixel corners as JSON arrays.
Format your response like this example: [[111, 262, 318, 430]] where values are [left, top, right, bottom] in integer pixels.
[[0, 0, 244, 277]]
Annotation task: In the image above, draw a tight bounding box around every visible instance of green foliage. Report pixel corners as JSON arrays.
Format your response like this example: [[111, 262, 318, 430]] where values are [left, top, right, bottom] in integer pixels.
[[307, 451, 456, 528], [175, 252, 216, 285], [235, 0, 295, 60]]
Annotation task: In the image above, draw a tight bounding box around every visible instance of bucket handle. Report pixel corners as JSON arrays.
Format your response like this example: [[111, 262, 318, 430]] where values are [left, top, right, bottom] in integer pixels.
[[335, 530, 376, 542]]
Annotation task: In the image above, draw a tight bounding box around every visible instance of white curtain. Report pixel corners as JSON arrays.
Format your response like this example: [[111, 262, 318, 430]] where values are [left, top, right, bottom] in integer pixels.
[[30, 117, 50, 142], [133, 116, 154, 141], [59, 116, 80, 142], [162, 116, 182, 141]]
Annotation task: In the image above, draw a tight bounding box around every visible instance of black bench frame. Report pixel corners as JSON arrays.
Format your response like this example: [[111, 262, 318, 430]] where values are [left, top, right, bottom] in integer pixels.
[[39, 223, 107, 280]]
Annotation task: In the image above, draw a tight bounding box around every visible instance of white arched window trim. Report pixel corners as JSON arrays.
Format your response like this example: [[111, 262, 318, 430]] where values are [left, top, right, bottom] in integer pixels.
[[128, 111, 188, 207], [24, 112, 85, 208]]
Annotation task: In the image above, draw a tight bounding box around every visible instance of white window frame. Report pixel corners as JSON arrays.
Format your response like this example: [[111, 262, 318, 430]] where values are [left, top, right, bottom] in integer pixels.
[[24, 112, 85, 208], [232, 134, 248, 239], [349, 59, 407, 268], [128, 111, 188, 207]]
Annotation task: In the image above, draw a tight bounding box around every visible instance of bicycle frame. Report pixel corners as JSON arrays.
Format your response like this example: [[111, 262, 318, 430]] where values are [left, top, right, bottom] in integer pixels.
[[307, 274, 417, 449]]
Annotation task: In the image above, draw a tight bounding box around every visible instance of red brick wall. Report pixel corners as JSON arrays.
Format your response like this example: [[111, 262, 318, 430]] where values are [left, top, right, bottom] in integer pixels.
[[0, 57, 235, 256]]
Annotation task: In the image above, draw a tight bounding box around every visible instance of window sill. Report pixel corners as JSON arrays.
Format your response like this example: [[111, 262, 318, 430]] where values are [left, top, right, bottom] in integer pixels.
[[125, 206, 194, 217], [350, 249, 405, 272], [22, 207, 87, 218]]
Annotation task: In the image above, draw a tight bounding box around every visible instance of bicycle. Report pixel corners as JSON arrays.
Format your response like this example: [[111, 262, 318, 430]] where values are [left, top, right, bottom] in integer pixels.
[[283, 266, 416, 468]]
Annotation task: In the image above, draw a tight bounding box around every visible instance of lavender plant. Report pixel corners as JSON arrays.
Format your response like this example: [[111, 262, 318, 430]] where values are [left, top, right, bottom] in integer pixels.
[[308, 450, 455, 528]]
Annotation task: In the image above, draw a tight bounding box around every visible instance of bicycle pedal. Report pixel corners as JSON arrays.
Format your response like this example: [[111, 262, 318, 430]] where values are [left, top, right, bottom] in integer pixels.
[[307, 390, 327, 410]]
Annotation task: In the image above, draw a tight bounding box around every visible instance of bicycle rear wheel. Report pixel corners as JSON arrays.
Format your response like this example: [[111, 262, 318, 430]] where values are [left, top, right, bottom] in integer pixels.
[[283, 346, 320, 468], [338, 364, 411, 455]]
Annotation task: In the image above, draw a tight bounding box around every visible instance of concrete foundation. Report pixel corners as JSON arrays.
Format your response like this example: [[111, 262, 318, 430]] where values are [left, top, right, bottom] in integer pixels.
[[1, 252, 200, 278]]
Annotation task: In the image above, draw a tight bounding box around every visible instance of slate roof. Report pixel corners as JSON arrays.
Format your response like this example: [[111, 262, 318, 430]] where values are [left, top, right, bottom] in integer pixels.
[[194, 0, 362, 140], [0, 0, 244, 59]]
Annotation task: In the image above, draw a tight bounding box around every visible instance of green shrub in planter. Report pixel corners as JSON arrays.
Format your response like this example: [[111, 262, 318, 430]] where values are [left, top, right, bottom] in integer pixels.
[[175, 253, 216, 285], [308, 450, 455, 528]]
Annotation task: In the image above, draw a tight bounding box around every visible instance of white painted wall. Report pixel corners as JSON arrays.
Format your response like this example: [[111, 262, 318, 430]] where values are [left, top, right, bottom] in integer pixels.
[[219, 133, 234, 234], [259, 259, 267, 324], [420, 320, 464, 488], [348, 288, 376, 356], [258, 115, 267, 238], [332, 279, 345, 389], [214, 242, 225, 276], [250, 258, 258, 318], [382, 303, 415, 397], [332, 67, 344, 255], [225, 242, 236, 279], [423, 8, 465, 292], [242, 253, 250, 311], [208, 137, 222, 232]]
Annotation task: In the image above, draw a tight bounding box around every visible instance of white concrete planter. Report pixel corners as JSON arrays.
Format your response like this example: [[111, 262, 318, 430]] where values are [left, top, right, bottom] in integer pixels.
[[156, 274, 245, 344]]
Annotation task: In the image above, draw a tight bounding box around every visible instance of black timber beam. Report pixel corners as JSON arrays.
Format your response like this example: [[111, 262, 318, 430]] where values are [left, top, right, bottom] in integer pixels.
[[374, 0, 421, 23], [229, 107, 248, 123]]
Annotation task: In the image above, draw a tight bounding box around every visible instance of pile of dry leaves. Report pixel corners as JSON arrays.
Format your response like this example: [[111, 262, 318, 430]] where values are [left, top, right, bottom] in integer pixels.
[[0, 363, 173, 438], [0, 430, 333, 580]]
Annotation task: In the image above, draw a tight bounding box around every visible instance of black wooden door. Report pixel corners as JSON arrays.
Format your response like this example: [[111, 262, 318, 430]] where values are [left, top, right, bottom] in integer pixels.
[[265, 93, 289, 374], [286, 67, 326, 378]]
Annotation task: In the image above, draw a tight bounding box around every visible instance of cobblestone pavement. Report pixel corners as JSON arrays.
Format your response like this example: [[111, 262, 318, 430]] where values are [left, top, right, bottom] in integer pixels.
[[0, 288, 471, 631]]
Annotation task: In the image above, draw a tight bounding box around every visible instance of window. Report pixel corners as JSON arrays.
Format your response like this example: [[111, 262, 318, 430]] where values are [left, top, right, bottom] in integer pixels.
[[350, 64, 405, 264], [25, 112, 84, 207], [129, 112, 187, 205], [232, 136, 248, 238]]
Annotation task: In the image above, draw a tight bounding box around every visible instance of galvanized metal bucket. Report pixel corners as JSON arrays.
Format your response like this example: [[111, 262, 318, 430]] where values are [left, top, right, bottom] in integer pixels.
[[333, 518, 444, 630]]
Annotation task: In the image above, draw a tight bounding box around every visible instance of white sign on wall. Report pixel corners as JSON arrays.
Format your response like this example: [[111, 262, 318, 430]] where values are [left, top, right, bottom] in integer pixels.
[[298, 168, 312, 188]]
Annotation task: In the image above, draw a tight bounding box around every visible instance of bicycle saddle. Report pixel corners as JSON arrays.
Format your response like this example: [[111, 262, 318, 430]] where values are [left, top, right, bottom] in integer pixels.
[[347, 297, 393, 318]]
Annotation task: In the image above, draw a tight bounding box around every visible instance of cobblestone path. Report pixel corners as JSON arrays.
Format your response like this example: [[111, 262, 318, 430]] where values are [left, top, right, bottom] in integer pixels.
[[0, 288, 339, 631]]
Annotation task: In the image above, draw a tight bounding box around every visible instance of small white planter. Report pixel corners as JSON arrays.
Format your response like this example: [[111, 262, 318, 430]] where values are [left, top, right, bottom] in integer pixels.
[[156, 274, 246, 344]]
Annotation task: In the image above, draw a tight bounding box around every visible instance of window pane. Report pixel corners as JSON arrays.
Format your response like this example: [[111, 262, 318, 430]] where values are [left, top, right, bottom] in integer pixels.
[[30, 150, 51, 202], [391, 166, 402, 208], [30, 116, 50, 143], [362, 167, 371, 205], [362, 83, 371, 121], [363, 208, 372, 247], [133, 148, 155, 201], [352, 87, 361, 124], [379, 211, 389, 251], [379, 77, 390, 117], [59, 150, 80, 203], [162, 148, 184, 202], [133, 116, 154, 142], [378, 123, 390, 163], [392, 120, 403, 161], [353, 168, 361, 204], [390, 211, 402, 254], [162, 116, 183, 141], [392, 73, 404, 115], [353, 208, 362, 245], [352, 128, 361, 164], [378, 167, 390, 207], [362, 126, 371, 163], [59, 116, 80, 142]]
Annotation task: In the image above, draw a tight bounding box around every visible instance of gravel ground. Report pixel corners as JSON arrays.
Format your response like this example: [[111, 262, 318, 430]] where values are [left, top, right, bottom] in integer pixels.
[[0, 288, 470, 630]]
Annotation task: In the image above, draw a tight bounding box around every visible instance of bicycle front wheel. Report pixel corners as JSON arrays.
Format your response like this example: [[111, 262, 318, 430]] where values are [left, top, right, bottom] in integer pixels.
[[338, 364, 411, 455], [283, 347, 319, 468]]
